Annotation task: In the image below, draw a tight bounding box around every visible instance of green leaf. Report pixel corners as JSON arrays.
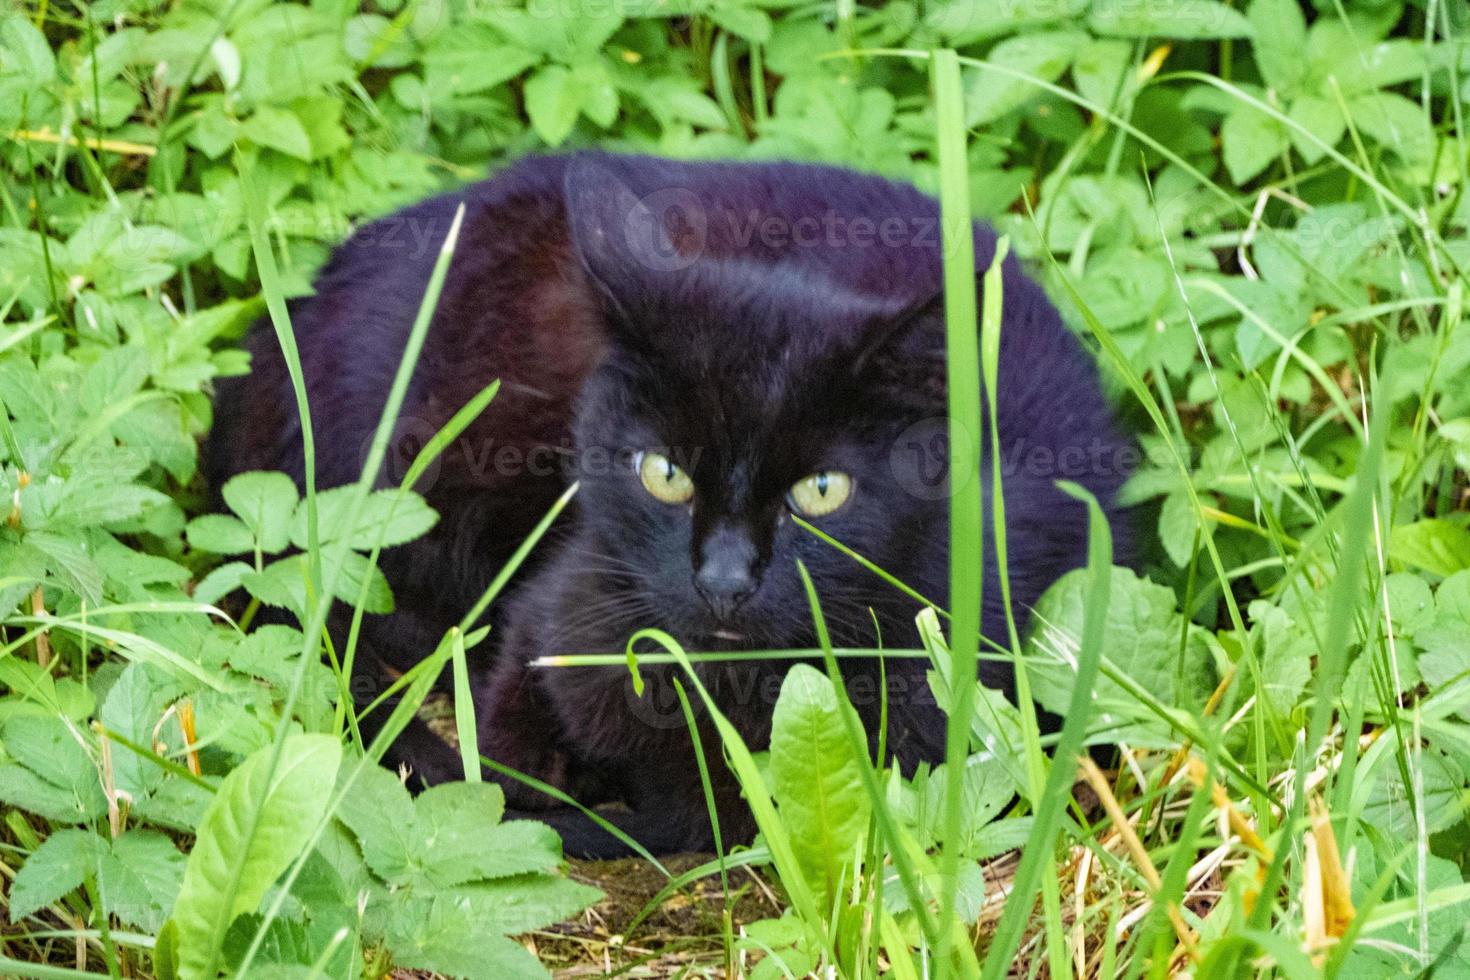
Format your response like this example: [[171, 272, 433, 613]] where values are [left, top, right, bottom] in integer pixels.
[[1348, 91, 1435, 168], [1071, 38, 1133, 111], [1089, 0, 1251, 39], [708, 4, 772, 43], [288, 486, 438, 551], [221, 471, 298, 553], [1247, 0, 1306, 96], [523, 64, 585, 147], [336, 769, 562, 889], [769, 663, 870, 910], [964, 31, 1084, 126], [1391, 519, 1470, 577], [240, 106, 313, 161], [925, 0, 1087, 45], [9, 828, 101, 922], [1286, 94, 1345, 163], [1158, 489, 1198, 568], [1221, 102, 1288, 184], [0, 716, 109, 822], [1026, 566, 1216, 725], [0, 14, 56, 86], [100, 830, 187, 932], [194, 561, 254, 606], [100, 662, 183, 801], [329, 550, 394, 613], [186, 514, 255, 554], [171, 733, 342, 980]]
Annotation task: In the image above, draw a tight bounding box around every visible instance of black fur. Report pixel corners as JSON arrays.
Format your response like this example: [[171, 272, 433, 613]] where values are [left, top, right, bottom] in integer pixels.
[[208, 152, 1132, 857]]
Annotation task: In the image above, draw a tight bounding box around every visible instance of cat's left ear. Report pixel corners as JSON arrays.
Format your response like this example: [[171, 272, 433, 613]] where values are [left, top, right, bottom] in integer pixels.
[[562, 156, 701, 316], [849, 285, 948, 376]]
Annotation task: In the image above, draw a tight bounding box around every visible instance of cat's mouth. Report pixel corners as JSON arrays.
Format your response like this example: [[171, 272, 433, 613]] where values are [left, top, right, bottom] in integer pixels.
[[710, 629, 746, 642]]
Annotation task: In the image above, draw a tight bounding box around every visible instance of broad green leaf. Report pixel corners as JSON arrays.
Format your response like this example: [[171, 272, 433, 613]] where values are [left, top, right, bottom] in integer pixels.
[[769, 663, 870, 910], [221, 472, 298, 553], [1286, 94, 1345, 163], [171, 734, 342, 980], [1221, 102, 1288, 185], [239, 106, 313, 161], [1071, 38, 1133, 111], [925, 0, 1087, 45], [1348, 91, 1435, 168], [329, 549, 394, 613], [9, 828, 101, 922], [187, 514, 255, 555], [0, 14, 56, 86], [1158, 489, 1199, 568], [1247, 0, 1306, 96], [336, 769, 561, 889], [964, 31, 1084, 126], [287, 486, 438, 551], [100, 662, 183, 801], [0, 716, 109, 821], [1391, 519, 1470, 577], [1026, 566, 1216, 725], [101, 830, 187, 932], [708, 4, 772, 43], [524, 64, 585, 146], [1089, 0, 1251, 39]]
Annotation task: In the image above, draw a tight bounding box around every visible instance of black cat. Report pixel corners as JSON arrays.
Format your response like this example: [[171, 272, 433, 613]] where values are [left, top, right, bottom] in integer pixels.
[[208, 152, 1131, 857]]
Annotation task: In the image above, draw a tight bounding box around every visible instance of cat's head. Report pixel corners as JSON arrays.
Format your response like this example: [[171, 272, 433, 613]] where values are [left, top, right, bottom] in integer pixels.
[[558, 158, 954, 649]]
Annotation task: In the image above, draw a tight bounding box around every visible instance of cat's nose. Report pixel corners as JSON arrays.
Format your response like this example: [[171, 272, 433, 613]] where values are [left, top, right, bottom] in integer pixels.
[[695, 526, 759, 619]]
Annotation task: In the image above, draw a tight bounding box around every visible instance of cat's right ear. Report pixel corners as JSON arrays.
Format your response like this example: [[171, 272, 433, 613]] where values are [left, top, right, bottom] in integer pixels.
[[563, 156, 698, 318]]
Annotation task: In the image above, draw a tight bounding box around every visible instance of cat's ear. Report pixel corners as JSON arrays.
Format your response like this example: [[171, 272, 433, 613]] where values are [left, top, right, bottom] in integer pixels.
[[849, 285, 948, 376], [563, 156, 699, 316]]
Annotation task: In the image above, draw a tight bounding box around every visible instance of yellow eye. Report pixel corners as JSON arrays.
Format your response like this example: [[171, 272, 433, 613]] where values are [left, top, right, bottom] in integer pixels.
[[789, 471, 852, 517], [636, 451, 694, 505]]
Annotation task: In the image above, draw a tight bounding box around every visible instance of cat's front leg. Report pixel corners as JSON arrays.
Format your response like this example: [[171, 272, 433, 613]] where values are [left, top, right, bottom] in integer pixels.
[[474, 651, 619, 811]]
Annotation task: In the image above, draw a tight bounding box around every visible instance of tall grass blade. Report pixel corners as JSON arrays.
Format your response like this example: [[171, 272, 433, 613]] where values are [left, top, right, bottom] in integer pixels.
[[929, 47, 986, 972], [979, 481, 1113, 979]]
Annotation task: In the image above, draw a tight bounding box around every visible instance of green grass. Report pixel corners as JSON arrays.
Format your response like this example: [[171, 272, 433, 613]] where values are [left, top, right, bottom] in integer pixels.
[[2, 0, 1469, 977]]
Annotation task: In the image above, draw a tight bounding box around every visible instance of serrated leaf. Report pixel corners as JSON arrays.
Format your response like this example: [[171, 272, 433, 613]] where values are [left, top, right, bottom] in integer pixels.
[[221, 472, 298, 553], [101, 830, 187, 931], [187, 514, 254, 555], [9, 828, 101, 922], [524, 64, 585, 146], [240, 106, 312, 161], [1287, 93, 1345, 163], [288, 486, 438, 551], [0, 716, 109, 821], [1158, 489, 1199, 567], [1026, 566, 1216, 727], [0, 14, 57, 86], [769, 664, 870, 909], [334, 764, 417, 884], [964, 31, 1084, 126], [193, 561, 253, 606], [1222, 102, 1288, 185], [100, 662, 183, 801], [1247, 0, 1306, 96], [25, 530, 105, 604], [1089, 0, 1251, 39], [50, 482, 170, 528], [329, 549, 394, 614], [172, 734, 341, 980], [1392, 519, 1470, 577]]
